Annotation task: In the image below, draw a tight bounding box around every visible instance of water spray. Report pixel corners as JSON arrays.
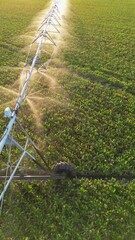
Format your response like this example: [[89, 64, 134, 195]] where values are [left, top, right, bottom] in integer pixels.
[[0, 0, 63, 203]]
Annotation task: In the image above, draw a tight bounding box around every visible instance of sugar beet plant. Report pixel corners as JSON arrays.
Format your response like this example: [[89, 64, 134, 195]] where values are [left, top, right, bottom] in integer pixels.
[[0, 0, 135, 239]]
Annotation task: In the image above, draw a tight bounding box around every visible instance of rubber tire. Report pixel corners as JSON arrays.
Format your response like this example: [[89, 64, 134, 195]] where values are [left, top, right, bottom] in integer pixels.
[[52, 162, 77, 178]]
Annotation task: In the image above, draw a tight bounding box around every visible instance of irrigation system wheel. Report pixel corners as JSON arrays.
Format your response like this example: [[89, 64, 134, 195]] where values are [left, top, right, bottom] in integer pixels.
[[52, 162, 77, 178]]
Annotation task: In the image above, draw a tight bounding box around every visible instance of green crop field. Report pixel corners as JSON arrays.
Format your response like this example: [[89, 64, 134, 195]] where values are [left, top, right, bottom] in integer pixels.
[[0, 0, 50, 83], [0, 0, 135, 239]]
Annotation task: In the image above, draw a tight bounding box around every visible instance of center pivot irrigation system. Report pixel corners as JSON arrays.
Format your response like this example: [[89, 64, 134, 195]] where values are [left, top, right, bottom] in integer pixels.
[[0, 0, 72, 205], [0, 0, 135, 211]]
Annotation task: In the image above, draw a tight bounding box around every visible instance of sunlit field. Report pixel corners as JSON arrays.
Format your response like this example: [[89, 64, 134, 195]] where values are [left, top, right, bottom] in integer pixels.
[[0, 0, 135, 239]]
